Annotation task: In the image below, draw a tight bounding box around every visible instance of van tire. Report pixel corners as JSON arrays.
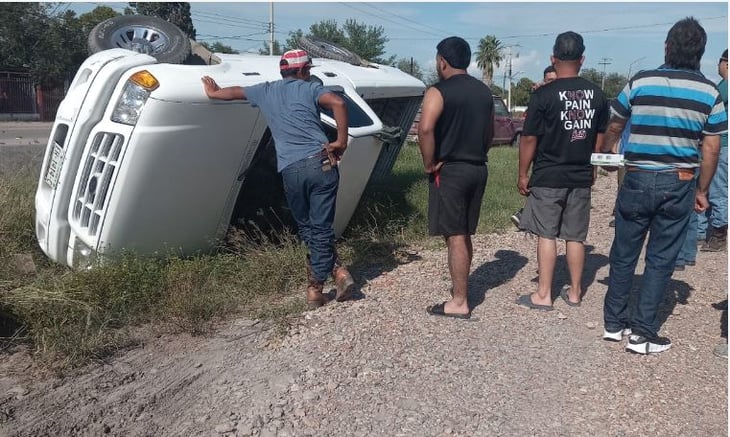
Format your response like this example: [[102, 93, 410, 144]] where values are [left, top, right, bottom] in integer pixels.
[[88, 15, 191, 64], [297, 36, 367, 66]]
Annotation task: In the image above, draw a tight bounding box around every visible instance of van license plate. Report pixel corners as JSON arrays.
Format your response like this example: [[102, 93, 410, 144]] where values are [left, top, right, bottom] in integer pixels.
[[44, 144, 64, 189]]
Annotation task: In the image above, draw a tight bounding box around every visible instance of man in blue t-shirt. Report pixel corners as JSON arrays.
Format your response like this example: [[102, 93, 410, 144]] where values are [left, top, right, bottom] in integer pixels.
[[600, 18, 727, 354], [700, 48, 728, 253], [202, 49, 354, 308]]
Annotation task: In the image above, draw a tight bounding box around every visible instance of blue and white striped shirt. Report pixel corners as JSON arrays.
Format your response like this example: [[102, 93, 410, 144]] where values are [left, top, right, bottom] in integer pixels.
[[611, 66, 728, 170]]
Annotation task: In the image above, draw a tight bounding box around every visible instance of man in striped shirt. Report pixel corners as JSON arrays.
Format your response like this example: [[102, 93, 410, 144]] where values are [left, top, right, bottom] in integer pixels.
[[600, 17, 728, 354]]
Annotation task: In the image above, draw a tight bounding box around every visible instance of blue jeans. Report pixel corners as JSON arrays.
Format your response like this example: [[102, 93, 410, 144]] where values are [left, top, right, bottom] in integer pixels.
[[697, 146, 728, 235], [677, 210, 698, 265], [604, 171, 695, 338], [281, 155, 338, 283], [708, 146, 728, 229]]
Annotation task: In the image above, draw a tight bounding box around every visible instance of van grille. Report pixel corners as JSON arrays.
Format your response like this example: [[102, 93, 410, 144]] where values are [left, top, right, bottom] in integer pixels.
[[71, 132, 124, 236], [366, 96, 423, 181]]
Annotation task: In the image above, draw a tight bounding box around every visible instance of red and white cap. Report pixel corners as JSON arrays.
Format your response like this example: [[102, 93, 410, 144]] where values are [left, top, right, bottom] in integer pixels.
[[279, 49, 313, 71]]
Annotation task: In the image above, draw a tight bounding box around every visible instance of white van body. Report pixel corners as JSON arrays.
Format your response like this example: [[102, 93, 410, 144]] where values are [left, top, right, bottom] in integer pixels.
[[34, 49, 424, 268]]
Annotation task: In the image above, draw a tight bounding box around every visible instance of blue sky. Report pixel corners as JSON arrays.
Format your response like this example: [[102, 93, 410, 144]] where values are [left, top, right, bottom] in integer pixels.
[[70, 1, 728, 85]]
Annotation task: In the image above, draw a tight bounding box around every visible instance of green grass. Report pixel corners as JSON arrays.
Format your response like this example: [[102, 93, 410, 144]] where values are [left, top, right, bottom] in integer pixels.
[[0, 143, 523, 366]]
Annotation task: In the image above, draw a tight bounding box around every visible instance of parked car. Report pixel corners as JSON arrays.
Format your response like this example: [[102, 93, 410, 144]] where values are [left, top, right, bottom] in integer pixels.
[[34, 16, 424, 269], [407, 95, 523, 146]]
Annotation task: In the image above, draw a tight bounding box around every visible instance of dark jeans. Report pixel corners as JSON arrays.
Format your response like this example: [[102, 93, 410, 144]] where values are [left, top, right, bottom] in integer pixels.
[[281, 154, 338, 282], [604, 171, 695, 337]]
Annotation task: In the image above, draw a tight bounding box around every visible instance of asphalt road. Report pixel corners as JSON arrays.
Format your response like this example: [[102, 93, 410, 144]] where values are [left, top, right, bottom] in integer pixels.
[[0, 122, 51, 176]]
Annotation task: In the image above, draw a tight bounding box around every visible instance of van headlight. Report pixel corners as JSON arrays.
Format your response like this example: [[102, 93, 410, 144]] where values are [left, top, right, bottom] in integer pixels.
[[72, 237, 97, 270], [111, 70, 159, 126]]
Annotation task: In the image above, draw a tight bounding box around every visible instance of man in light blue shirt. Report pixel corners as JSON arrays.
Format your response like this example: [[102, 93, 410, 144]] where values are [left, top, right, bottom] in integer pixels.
[[202, 49, 355, 308]]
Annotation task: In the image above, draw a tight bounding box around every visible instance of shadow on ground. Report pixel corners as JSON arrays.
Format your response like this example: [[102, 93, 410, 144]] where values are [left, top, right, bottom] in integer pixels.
[[468, 249, 529, 311]]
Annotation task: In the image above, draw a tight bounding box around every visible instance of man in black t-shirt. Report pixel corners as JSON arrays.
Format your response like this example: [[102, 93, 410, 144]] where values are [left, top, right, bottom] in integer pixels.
[[516, 31, 608, 311], [418, 36, 494, 319]]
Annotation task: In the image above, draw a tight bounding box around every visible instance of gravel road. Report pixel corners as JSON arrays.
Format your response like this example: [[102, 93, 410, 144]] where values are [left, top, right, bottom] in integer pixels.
[[0, 165, 726, 437]]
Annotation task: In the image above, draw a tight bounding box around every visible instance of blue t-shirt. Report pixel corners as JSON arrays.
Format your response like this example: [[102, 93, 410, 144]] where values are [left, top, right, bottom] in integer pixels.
[[719, 78, 728, 148], [245, 79, 330, 172], [611, 66, 727, 170]]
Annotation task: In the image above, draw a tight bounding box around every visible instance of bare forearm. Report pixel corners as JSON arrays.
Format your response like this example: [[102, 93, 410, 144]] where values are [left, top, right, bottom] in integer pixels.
[[698, 136, 720, 193], [518, 139, 536, 177], [331, 101, 349, 144], [601, 118, 627, 153], [418, 128, 437, 170], [207, 86, 245, 100]]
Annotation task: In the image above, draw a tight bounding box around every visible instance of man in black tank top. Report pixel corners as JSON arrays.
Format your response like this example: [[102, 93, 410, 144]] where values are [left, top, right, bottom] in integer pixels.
[[418, 36, 494, 319]]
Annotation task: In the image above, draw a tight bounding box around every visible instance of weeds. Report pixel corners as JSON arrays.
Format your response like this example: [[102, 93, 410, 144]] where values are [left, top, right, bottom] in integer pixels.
[[0, 143, 524, 366]]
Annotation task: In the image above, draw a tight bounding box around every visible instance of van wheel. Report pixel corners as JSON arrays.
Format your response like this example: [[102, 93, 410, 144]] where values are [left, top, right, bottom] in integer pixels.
[[512, 132, 521, 148], [88, 15, 191, 64], [297, 36, 369, 66]]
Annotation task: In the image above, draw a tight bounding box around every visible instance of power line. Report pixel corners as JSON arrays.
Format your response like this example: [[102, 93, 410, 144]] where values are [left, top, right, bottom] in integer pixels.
[[337, 2, 444, 38], [360, 2, 451, 37]]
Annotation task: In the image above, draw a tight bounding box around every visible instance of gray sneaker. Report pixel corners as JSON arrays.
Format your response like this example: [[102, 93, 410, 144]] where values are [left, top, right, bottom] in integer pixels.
[[510, 208, 523, 228], [603, 328, 632, 342], [626, 334, 672, 354]]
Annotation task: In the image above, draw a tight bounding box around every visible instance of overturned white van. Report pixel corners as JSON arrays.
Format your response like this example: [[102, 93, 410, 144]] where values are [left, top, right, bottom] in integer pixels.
[[34, 16, 424, 269]]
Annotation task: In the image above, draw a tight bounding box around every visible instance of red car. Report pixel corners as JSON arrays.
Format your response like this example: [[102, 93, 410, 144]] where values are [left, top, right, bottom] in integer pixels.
[[408, 95, 523, 147]]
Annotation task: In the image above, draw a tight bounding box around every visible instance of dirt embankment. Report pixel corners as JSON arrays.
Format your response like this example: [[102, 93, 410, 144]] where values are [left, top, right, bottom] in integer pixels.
[[0, 173, 727, 437]]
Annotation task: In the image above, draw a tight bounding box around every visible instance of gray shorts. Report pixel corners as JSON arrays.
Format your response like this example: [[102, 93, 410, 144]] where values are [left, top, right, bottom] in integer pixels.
[[519, 187, 591, 241]]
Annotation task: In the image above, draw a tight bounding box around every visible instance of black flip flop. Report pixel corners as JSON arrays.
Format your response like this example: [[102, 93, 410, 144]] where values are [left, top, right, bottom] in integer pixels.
[[515, 294, 554, 311], [560, 285, 581, 307], [426, 301, 471, 320]]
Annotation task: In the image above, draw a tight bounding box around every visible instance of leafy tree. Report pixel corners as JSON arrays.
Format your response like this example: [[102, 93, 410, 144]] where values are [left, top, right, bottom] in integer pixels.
[[284, 29, 304, 53], [258, 40, 283, 56], [342, 19, 393, 64], [395, 58, 423, 81], [476, 35, 503, 85], [423, 67, 439, 87], [511, 77, 535, 106], [78, 6, 119, 34], [284, 19, 394, 64], [580, 68, 626, 99], [0, 4, 123, 86], [200, 41, 239, 54], [309, 20, 345, 46], [128, 2, 196, 39]]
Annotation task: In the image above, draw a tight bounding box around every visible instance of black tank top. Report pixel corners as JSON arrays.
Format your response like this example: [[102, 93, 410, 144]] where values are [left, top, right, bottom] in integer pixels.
[[433, 74, 494, 163]]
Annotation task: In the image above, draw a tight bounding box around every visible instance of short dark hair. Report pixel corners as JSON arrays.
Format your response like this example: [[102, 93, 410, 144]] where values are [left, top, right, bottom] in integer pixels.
[[437, 36, 471, 70], [721, 49, 728, 62], [664, 17, 706, 70], [543, 65, 556, 77], [280, 68, 298, 78], [553, 31, 585, 61]]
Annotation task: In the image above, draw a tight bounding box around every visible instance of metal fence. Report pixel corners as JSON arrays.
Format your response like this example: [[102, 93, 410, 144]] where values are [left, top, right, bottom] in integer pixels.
[[0, 71, 69, 121], [0, 71, 36, 114]]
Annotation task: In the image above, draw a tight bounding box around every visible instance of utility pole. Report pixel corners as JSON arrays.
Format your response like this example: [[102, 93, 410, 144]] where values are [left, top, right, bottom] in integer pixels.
[[505, 44, 520, 112], [269, 2, 274, 55], [598, 57, 612, 90]]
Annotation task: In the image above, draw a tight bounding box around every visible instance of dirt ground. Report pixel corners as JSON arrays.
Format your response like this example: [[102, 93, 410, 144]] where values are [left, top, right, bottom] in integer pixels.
[[0, 170, 727, 437]]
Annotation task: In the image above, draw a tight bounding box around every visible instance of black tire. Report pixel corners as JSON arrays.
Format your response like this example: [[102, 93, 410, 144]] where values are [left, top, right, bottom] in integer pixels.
[[297, 36, 365, 66], [88, 15, 191, 64], [512, 132, 522, 148]]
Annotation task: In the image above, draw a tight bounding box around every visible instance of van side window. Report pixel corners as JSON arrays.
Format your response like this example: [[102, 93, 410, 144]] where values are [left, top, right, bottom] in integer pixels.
[[320, 91, 374, 128]]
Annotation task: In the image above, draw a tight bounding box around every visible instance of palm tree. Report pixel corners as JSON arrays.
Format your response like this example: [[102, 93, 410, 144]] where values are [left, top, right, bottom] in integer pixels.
[[476, 35, 504, 86]]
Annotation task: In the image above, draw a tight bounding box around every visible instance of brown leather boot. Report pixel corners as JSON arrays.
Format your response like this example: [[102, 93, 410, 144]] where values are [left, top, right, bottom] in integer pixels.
[[332, 265, 355, 302], [306, 279, 329, 308], [702, 225, 728, 252], [331, 250, 355, 302]]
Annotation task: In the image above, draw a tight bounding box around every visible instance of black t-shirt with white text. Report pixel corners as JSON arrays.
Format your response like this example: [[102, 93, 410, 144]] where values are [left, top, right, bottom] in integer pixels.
[[523, 77, 608, 188]]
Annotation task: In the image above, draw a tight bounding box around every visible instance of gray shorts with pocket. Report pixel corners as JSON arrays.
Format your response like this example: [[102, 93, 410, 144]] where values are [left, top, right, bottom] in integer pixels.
[[519, 186, 591, 241]]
